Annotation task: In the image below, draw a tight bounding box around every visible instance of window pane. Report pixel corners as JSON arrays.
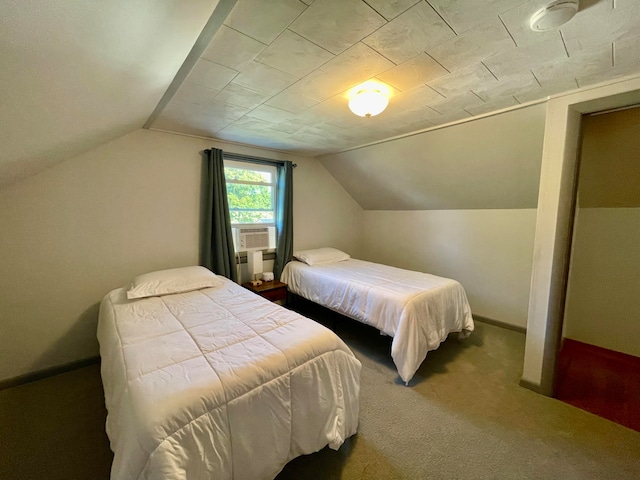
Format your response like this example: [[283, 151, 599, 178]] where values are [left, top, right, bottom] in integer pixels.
[[226, 184, 273, 210], [229, 210, 275, 224], [224, 166, 273, 183]]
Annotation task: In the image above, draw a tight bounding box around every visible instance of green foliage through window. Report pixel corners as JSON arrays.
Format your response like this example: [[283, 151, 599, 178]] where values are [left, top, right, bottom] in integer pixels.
[[224, 164, 275, 225]]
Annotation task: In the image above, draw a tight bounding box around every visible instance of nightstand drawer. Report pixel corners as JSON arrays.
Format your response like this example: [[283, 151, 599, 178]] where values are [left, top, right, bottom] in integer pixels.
[[259, 285, 287, 302], [242, 280, 288, 304]]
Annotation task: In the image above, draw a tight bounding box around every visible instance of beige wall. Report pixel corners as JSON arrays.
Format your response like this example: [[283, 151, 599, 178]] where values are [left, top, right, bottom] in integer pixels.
[[578, 107, 640, 208], [320, 104, 546, 210], [362, 210, 537, 328], [562, 107, 640, 357], [0, 129, 362, 381], [564, 208, 640, 356]]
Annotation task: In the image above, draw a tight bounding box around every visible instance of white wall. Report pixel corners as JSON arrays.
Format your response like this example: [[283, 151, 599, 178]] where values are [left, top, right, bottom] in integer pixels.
[[319, 105, 547, 330], [320, 104, 546, 211], [0, 129, 362, 381], [563, 208, 640, 357], [293, 156, 363, 256], [362, 210, 536, 328]]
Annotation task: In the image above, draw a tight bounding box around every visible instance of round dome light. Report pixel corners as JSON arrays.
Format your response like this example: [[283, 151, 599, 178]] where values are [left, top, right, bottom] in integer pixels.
[[348, 88, 389, 118], [530, 0, 579, 32]]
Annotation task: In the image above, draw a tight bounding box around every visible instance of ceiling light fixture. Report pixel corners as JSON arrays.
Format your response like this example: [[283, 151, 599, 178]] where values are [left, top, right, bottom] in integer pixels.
[[348, 81, 390, 118], [530, 0, 579, 32]]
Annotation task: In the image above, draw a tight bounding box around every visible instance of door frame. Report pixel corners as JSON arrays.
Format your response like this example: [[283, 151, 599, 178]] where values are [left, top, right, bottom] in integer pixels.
[[521, 75, 640, 396]]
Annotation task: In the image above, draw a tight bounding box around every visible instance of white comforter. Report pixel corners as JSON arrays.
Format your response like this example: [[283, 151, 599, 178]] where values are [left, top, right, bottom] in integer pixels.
[[97, 277, 361, 480], [281, 259, 474, 384]]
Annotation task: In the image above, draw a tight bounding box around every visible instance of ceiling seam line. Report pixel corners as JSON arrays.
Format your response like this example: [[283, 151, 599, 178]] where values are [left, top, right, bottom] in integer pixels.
[[364, 0, 422, 22], [220, 24, 268, 49], [482, 61, 499, 81], [362, 1, 388, 22], [498, 14, 518, 47], [427, 84, 446, 100], [425, 1, 458, 35], [559, 30, 570, 58], [611, 42, 615, 66], [530, 70, 542, 88], [283, 28, 336, 58], [425, 52, 451, 74], [470, 91, 485, 103]]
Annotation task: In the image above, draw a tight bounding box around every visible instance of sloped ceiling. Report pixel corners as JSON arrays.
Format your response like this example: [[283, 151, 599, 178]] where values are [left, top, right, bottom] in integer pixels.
[[0, 0, 220, 189], [319, 103, 547, 210], [149, 0, 640, 155], [3, 0, 640, 193]]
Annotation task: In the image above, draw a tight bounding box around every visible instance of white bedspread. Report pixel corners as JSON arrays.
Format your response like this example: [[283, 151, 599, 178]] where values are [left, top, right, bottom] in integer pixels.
[[281, 259, 474, 384], [97, 277, 361, 480]]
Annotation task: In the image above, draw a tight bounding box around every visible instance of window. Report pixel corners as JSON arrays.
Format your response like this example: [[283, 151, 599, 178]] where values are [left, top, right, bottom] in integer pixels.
[[224, 159, 277, 251]]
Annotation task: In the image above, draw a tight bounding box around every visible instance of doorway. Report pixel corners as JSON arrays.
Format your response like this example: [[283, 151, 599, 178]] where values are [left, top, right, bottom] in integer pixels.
[[554, 106, 640, 431], [521, 77, 640, 398]]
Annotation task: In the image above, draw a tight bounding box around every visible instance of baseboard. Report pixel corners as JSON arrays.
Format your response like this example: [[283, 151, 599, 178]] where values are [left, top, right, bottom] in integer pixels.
[[561, 338, 640, 367], [473, 315, 526, 334], [519, 378, 546, 394], [0, 356, 100, 391]]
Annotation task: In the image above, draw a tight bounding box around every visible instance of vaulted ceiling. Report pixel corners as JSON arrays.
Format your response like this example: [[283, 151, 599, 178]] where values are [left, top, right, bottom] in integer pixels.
[[150, 0, 640, 154], [2, 0, 640, 189]]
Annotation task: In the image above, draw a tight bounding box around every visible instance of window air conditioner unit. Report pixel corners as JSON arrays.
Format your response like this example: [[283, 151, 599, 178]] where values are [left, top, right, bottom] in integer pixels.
[[238, 227, 270, 251]]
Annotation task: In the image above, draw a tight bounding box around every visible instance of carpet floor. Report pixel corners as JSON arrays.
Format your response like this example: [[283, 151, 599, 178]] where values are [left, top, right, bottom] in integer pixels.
[[1, 301, 639, 479]]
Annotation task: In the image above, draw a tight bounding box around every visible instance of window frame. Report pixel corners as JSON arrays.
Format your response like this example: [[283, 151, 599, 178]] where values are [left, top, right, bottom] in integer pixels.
[[223, 159, 277, 229]]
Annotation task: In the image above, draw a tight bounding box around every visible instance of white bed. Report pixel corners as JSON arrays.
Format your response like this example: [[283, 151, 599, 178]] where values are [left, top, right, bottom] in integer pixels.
[[98, 273, 361, 480], [281, 257, 474, 384]]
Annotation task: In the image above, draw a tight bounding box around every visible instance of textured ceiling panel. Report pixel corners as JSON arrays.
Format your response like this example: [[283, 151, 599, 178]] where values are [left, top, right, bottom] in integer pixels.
[[429, 63, 498, 97], [148, 0, 640, 157], [428, 18, 515, 72], [201, 25, 266, 71], [255, 30, 334, 77], [428, 0, 526, 33], [377, 53, 448, 92], [362, 2, 456, 64], [289, 0, 385, 54], [363, 0, 422, 21], [223, 0, 306, 44]]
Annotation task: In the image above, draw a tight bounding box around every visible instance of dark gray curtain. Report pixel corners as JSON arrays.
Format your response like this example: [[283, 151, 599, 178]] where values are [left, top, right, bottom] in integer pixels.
[[273, 161, 293, 279], [201, 148, 238, 282]]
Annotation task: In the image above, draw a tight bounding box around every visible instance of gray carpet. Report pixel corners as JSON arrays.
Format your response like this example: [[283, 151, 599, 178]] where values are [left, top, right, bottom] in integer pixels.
[[279, 301, 640, 479], [1, 302, 639, 479]]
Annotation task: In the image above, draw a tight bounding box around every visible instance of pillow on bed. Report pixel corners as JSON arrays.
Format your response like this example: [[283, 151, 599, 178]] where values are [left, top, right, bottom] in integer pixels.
[[126, 266, 222, 300], [293, 248, 350, 266]]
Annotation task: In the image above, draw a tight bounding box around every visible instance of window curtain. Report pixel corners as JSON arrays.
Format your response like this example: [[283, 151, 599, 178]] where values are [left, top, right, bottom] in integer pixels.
[[273, 161, 294, 279], [201, 148, 238, 282]]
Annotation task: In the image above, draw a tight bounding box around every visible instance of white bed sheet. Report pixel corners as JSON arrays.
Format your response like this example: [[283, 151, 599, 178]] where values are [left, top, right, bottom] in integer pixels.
[[281, 259, 474, 384], [97, 277, 361, 480]]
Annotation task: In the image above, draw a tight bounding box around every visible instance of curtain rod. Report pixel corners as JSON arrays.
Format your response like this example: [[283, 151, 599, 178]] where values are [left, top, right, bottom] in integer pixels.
[[202, 150, 297, 168]]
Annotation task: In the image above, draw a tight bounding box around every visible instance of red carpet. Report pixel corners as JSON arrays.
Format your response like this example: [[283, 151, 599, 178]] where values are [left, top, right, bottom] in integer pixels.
[[555, 339, 640, 432]]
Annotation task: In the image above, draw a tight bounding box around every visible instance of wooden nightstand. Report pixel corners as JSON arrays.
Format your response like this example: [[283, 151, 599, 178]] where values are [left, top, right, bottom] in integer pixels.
[[242, 280, 288, 304]]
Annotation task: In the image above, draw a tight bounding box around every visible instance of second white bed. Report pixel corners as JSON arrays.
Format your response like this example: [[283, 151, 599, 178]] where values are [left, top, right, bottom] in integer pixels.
[[281, 258, 474, 384]]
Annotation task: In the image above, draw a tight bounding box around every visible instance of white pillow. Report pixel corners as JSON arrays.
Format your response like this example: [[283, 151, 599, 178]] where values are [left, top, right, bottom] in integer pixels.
[[126, 266, 222, 300], [293, 248, 350, 266]]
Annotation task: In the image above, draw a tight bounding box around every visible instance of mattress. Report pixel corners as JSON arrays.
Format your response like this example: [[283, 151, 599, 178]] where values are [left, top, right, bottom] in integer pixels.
[[97, 277, 361, 480], [281, 259, 474, 383]]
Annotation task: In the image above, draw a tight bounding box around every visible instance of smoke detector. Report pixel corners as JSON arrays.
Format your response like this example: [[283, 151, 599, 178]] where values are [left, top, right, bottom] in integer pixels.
[[530, 0, 579, 32]]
